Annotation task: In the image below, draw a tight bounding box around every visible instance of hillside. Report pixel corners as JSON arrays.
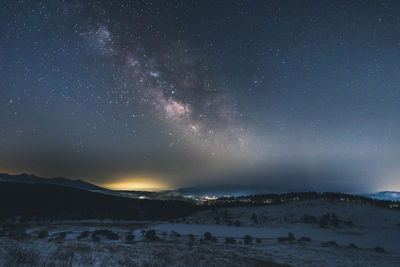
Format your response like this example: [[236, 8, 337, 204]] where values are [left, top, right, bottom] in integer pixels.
[[0, 182, 198, 221], [0, 173, 107, 192]]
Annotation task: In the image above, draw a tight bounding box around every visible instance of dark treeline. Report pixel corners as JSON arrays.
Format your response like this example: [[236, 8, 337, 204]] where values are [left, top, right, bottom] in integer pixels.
[[1, 182, 398, 223], [0, 182, 199, 222], [201, 191, 400, 210]]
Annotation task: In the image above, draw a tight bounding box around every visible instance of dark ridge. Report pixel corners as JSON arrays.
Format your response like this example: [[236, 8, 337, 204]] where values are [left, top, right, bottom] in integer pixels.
[[0, 173, 107, 192], [0, 182, 199, 222]]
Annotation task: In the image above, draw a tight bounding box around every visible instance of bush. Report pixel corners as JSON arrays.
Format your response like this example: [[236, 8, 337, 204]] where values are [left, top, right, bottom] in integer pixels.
[[145, 230, 158, 241], [278, 237, 287, 242], [7, 247, 39, 266], [188, 234, 195, 242], [78, 231, 90, 240], [225, 237, 236, 244], [256, 238, 261, 244], [301, 214, 318, 224], [322, 241, 338, 247], [234, 220, 241, 227], [299, 236, 311, 242], [319, 214, 329, 228], [244, 235, 252, 244], [344, 220, 354, 227], [171, 230, 181, 238], [204, 232, 212, 241], [211, 236, 218, 243], [7, 229, 30, 240], [58, 232, 67, 240], [126, 234, 135, 243], [348, 243, 357, 249], [287, 232, 295, 241], [252, 213, 259, 224], [331, 213, 338, 227], [278, 232, 295, 242], [38, 230, 48, 239], [373, 246, 385, 253], [92, 230, 119, 240]]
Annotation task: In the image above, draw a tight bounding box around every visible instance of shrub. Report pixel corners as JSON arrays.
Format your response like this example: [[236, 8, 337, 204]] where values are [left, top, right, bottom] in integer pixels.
[[278, 232, 295, 242], [58, 232, 67, 240], [38, 230, 48, 239], [211, 236, 217, 243], [319, 214, 329, 228], [7, 229, 29, 240], [225, 237, 236, 244], [348, 243, 357, 249], [301, 214, 318, 224], [2, 224, 29, 239], [252, 213, 259, 224], [331, 213, 339, 227], [126, 234, 135, 243], [234, 220, 241, 227], [244, 235, 252, 244], [256, 238, 261, 244], [145, 230, 158, 241], [7, 247, 39, 266], [344, 220, 354, 227], [204, 232, 212, 241], [188, 234, 195, 242], [373, 246, 385, 253], [322, 241, 338, 247], [78, 231, 90, 240], [278, 237, 287, 242], [171, 230, 180, 238], [299, 236, 311, 242], [287, 232, 295, 241], [92, 230, 119, 240]]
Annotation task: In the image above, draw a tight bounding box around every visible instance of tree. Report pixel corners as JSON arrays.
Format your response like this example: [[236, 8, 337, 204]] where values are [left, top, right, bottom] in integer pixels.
[[225, 237, 236, 244], [319, 214, 329, 228], [188, 234, 195, 242], [38, 230, 48, 239], [252, 213, 259, 224], [126, 234, 135, 243], [244, 235, 252, 244], [287, 232, 295, 241], [331, 213, 339, 227], [145, 230, 158, 241], [204, 232, 212, 241]]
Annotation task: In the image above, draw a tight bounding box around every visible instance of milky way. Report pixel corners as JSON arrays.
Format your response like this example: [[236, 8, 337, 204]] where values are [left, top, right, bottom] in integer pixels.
[[83, 21, 248, 158], [1, 0, 400, 191]]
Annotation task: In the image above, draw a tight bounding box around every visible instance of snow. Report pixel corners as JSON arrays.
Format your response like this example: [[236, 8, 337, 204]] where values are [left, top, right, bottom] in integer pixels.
[[1, 199, 399, 266]]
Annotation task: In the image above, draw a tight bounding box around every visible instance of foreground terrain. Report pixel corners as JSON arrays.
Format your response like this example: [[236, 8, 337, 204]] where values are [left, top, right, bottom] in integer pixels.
[[1, 199, 400, 266]]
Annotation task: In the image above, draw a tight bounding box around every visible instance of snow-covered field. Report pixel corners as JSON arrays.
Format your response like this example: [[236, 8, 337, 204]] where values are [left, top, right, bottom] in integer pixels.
[[1, 199, 399, 266]]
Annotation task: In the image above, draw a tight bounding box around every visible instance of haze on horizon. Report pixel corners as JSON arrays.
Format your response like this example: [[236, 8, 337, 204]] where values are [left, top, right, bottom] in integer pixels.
[[1, 0, 400, 193]]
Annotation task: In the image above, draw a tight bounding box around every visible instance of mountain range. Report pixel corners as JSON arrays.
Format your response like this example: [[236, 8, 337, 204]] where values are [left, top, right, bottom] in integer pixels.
[[1, 173, 399, 201]]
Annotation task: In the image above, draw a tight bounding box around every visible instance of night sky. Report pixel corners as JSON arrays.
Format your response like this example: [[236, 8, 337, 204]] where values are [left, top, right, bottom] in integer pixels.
[[1, 0, 400, 192]]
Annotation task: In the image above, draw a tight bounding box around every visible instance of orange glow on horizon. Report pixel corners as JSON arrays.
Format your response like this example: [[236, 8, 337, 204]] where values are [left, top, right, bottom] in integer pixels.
[[102, 175, 172, 191]]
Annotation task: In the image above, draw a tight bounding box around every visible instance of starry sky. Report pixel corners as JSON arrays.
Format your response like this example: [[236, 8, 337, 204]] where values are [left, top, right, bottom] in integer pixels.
[[1, 0, 400, 192]]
